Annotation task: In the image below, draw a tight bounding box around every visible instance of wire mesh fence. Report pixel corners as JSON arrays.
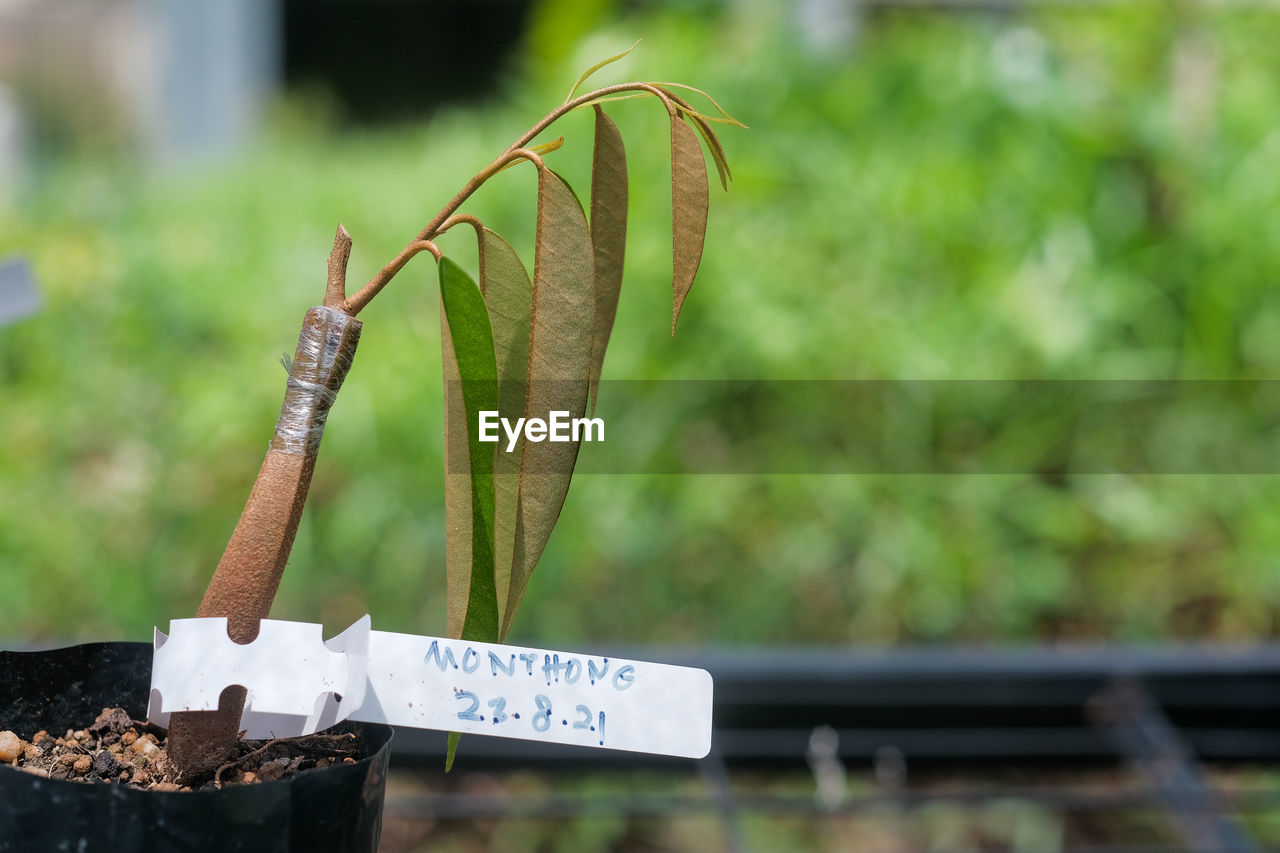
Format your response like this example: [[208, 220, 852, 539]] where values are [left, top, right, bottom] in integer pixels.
[[377, 645, 1280, 852]]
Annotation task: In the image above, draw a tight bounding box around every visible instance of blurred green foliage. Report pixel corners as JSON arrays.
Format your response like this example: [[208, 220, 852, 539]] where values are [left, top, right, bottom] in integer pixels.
[[3, 3, 1280, 645]]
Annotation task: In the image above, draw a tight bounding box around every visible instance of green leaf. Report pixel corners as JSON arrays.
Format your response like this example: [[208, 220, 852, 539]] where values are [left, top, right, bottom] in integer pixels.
[[564, 39, 642, 103], [501, 169, 595, 639], [439, 256, 501, 644], [670, 114, 709, 334], [445, 732, 461, 773], [440, 256, 502, 773], [587, 106, 628, 416], [478, 228, 532, 629]]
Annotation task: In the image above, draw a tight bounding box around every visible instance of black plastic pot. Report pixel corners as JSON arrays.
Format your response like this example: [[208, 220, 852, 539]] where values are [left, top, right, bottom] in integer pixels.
[[0, 642, 393, 853]]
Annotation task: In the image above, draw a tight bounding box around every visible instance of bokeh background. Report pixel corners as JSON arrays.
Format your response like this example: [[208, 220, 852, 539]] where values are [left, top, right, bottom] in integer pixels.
[[3, 0, 1280, 648]]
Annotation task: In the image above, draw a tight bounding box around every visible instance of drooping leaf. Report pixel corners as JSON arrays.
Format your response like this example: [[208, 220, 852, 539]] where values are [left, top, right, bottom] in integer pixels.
[[501, 169, 595, 639], [440, 296, 471, 640], [478, 228, 532, 629], [670, 113, 709, 334], [564, 39, 642, 103], [587, 106, 628, 415], [440, 256, 502, 772], [439, 256, 501, 645], [660, 87, 732, 189], [688, 113, 731, 191], [659, 88, 732, 190]]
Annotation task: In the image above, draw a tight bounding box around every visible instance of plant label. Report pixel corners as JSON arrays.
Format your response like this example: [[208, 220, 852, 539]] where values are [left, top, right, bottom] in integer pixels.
[[149, 617, 713, 760]]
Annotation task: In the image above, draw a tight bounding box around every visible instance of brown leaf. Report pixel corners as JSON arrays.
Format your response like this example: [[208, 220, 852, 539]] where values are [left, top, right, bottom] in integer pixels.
[[588, 105, 628, 416], [441, 293, 472, 640], [502, 169, 595, 639], [479, 228, 532, 627], [670, 113, 709, 334], [687, 112, 731, 191], [658, 88, 732, 190]]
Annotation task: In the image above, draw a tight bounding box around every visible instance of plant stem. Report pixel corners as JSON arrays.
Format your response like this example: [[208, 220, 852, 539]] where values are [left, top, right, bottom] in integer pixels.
[[324, 224, 353, 309], [342, 82, 675, 317], [171, 82, 681, 776], [167, 305, 363, 779]]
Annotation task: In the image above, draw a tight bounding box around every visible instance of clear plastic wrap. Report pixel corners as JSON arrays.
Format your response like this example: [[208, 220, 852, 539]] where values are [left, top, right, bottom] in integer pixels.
[[271, 306, 361, 456]]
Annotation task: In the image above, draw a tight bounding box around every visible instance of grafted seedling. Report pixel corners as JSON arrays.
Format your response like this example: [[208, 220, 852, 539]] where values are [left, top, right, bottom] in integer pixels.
[[167, 48, 742, 778]]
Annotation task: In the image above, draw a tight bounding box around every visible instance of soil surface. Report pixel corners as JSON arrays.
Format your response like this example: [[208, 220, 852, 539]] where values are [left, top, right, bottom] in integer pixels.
[[0, 707, 362, 791]]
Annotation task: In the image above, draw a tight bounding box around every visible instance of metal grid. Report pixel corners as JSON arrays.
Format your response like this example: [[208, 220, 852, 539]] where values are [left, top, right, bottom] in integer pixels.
[[379, 645, 1280, 852]]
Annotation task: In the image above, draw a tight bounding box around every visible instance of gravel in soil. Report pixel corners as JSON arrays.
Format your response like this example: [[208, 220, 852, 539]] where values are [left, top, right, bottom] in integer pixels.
[[0, 707, 361, 791]]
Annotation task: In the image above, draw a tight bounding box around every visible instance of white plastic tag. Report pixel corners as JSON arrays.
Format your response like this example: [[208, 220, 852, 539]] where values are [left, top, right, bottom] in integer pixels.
[[148, 617, 713, 760]]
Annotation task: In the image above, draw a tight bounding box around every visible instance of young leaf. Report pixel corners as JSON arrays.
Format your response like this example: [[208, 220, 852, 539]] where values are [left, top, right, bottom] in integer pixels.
[[587, 106, 628, 415], [658, 88, 733, 190], [688, 112, 731, 191], [651, 82, 748, 128], [439, 256, 501, 645], [501, 169, 595, 639], [564, 39, 642, 103], [478, 228, 532, 628], [670, 114, 709, 334], [496, 137, 564, 174]]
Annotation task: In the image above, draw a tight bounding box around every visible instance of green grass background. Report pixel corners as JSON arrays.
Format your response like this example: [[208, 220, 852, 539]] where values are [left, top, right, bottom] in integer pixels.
[[3, 3, 1280, 645]]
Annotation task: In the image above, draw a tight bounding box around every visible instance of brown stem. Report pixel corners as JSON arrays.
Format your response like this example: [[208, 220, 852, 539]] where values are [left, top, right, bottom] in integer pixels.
[[167, 305, 362, 779], [324, 224, 353, 309], [344, 81, 677, 317], [340, 240, 441, 316], [342, 148, 544, 316], [438, 214, 484, 238]]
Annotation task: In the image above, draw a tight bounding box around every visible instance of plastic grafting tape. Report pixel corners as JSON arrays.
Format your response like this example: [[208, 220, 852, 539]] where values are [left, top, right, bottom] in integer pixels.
[[272, 305, 362, 456]]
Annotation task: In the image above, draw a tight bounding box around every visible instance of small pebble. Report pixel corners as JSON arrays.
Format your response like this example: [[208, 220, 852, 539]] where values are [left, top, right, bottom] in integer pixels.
[[32, 730, 48, 745], [342, 757, 355, 764], [73, 755, 92, 775], [73, 730, 89, 742], [152, 782, 180, 793], [92, 751, 119, 777], [258, 759, 288, 782], [241, 771, 257, 784], [89, 707, 133, 738], [120, 731, 137, 747], [59, 753, 77, 766], [0, 731, 22, 763], [132, 738, 159, 758], [23, 744, 41, 761]]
